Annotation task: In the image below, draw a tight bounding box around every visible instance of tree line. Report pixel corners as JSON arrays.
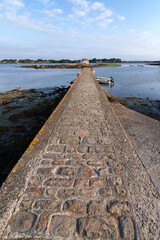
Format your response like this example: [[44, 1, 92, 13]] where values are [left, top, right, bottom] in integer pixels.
[[0, 58, 121, 64]]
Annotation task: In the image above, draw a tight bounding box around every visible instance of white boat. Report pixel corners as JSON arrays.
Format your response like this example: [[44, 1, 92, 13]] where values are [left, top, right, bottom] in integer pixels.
[[96, 77, 114, 85]]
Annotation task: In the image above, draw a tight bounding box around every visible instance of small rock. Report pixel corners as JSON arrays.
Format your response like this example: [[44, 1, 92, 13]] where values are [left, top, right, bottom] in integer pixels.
[[118, 215, 135, 239], [57, 189, 77, 199], [108, 201, 130, 216], [77, 216, 119, 239], [56, 167, 80, 176], [49, 215, 76, 237], [87, 200, 105, 216], [89, 177, 107, 187], [44, 178, 72, 187], [9, 210, 36, 233], [36, 212, 49, 232], [99, 187, 113, 196], [115, 187, 127, 197], [63, 199, 86, 215], [109, 176, 123, 186], [74, 178, 88, 187]]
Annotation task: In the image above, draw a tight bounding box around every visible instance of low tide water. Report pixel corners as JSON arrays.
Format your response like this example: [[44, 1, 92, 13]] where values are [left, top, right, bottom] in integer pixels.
[[0, 63, 160, 100], [0, 63, 79, 92], [93, 64, 160, 100]]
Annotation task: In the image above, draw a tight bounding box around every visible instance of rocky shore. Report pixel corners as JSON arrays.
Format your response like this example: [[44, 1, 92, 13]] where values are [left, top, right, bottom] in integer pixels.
[[0, 86, 70, 185]]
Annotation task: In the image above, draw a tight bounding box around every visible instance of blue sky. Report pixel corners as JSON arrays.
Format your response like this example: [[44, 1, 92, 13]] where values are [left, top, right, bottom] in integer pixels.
[[0, 0, 160, 60]]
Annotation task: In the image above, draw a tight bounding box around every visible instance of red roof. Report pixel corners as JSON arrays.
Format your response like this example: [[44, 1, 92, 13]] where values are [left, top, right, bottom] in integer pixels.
[[82, 58, 89, 61]]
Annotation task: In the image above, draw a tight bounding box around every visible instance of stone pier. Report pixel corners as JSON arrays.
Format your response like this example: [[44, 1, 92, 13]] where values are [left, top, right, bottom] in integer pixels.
[[0, 67, 159, 239]]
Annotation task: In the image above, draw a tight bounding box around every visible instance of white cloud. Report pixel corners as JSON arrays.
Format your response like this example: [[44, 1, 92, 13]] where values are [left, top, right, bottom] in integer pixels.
[[44, 8, 63, 17], [68, 0, 113, 28], [96, 9, 113, 20], [70, 0, 89, 9], [91, 2, 104, 10], [98, 19, 113, 29], [0, 0, 24, 10], [118, 16, 125, 21]]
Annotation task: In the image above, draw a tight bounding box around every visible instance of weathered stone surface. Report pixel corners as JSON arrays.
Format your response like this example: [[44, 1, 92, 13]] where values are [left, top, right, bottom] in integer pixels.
[[115, 187, 127, 197], [20, 199, 32, 210], [28, 176, 42, 187], [46, 144, 65, 153], [95, 145, 114, 153], [34, 200, 60, 211], [99, 187, 113, 196], [44, 177, 72, 187], [43, 152, 59, 159], [45, 188, 56, 196], [77, 216, 119, 239], [9, 210, 36, 233], [63, 199, 86, 215], [56, 167, 80, 176], [118, 215, 135, 239], [72, 152, 81, 159], [79, 188, 97, 197], [114, 168, 121, 174], [66, 146, 76, 153], [108, 201, 130, 216], [76, 129, 89, 137], [25, 187, 43, 195], [87, 160, 106, 167], [49, 215, 76, 237], [77, 145, 94, 153], [87, 200, 105, 216], [52, 160, 66, 165], [109, 176, 123, 186], [99, 167, 112, 176], [40, 160, 52, 165], [89, 177, 108, 187], [57, 189, 77, 199], [36, 212, 49, 232], [37, 168, 53, 175], [82, 167, 97, 176], [74, 178, 88, 187]]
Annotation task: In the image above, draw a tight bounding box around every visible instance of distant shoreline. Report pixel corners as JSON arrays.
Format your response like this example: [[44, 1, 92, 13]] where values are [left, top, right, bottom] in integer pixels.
[[148, 63, 160, 66], [20, 63, 121, 69]]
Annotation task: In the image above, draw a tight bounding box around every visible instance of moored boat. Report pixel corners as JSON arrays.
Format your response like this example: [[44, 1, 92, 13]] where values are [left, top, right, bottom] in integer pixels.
[[96, 77, 114, 85]]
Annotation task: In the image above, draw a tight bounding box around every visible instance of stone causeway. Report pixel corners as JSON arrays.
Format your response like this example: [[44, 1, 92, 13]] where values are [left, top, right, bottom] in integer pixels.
[[0, 67, 159, 239]]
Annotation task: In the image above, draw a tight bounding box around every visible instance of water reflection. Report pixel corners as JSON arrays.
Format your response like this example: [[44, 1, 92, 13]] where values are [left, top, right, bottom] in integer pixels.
[[94, 64, 160, 100]]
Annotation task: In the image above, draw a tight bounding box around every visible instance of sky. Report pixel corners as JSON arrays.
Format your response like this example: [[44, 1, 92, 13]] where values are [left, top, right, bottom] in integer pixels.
[[0, 0, 160, 60]]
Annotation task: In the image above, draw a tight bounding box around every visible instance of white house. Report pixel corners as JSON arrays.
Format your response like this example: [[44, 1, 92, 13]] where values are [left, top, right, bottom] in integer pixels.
[[81, 58, 89, 64]]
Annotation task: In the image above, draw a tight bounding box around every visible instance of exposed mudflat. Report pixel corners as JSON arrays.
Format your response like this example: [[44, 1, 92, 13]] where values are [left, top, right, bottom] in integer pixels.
[[0, 86, 69, 185]]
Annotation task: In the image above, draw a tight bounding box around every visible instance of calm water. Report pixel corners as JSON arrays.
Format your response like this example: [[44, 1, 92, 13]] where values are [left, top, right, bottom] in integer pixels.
[[94, 64, 160, 100], [0, 63, 160, 100], [0, 64, 79, 92]]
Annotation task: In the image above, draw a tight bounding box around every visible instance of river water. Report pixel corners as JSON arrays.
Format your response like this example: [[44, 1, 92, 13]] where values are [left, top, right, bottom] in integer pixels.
[[0, 63, 160, 100]]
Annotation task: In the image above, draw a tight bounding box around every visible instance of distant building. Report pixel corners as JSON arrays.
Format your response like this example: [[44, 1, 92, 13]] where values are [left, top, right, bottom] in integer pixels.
[[82, 58, 89, 64]]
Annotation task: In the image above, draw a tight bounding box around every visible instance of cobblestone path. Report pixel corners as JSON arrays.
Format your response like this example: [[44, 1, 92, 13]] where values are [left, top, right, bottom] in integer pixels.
[[0, 68, 159, 239]]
